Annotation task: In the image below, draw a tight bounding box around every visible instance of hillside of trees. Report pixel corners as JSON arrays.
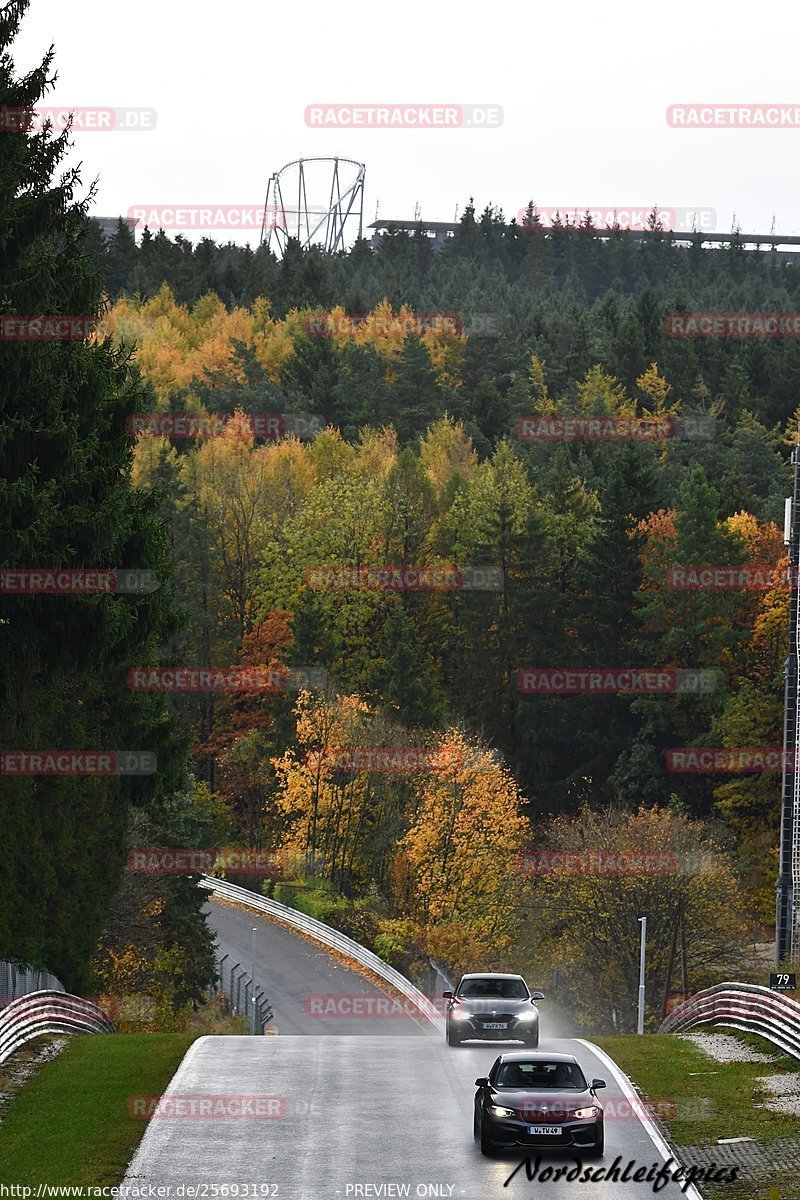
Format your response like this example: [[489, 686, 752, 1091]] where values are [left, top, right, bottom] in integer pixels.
[[4, 0, 798, 1029], [113, 254, 794, 1025]]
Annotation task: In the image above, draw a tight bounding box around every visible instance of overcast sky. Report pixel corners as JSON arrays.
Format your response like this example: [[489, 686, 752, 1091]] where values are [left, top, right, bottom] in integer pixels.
[[12, 0, 800, 245]]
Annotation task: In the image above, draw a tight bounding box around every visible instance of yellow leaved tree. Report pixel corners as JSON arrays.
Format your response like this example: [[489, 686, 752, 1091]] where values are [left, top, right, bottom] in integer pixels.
[[396, 729, 531, 969]]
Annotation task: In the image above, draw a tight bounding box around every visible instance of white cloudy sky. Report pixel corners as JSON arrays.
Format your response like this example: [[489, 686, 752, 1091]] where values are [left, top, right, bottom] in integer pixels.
[[12, 0, 800, 243]]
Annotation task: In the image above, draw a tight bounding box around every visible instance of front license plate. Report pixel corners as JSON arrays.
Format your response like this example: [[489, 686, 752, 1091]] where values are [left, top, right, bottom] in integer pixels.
[[528, 1126, 560, 1136], [481, 1021, 508, 1029]]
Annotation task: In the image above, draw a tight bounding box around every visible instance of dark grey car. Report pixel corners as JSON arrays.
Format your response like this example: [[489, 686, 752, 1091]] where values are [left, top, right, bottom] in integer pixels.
[[443, 972, 544, 1047], [474, 1051, 606, 1156]]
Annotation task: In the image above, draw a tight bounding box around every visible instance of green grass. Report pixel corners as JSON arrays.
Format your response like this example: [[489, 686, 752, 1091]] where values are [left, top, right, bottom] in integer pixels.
[[0, 1033, 197, 1186], [594, 1032, 799, 1146], [594, 1033, 800, 1200]]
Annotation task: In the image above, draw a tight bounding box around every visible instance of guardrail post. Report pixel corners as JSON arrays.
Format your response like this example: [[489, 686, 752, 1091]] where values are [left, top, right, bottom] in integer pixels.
[[230, 965, 243, 1015]]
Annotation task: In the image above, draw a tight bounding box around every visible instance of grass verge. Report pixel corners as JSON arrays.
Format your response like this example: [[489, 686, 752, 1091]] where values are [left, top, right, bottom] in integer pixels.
[[594, 1032, 800, 1199], [0, 1033, 197, 1186]]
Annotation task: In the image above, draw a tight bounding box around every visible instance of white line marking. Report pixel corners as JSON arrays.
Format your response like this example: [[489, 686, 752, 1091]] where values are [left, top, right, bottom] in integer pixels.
[[575, 1038, 704, 1200]]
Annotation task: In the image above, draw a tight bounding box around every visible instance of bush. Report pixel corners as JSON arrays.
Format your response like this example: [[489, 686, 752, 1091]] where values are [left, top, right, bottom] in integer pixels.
[[269, 876, 381, 952]]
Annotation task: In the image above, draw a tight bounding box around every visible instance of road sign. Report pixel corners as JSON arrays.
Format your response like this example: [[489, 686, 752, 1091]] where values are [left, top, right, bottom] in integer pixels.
[[769, 972, 797, 991]]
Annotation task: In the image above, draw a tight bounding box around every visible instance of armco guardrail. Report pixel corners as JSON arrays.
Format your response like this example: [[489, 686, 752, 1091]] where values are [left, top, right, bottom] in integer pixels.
[[659, 982, 800, 1059], [0, 990, 115, 1065], [200, 875, 444, 1030]]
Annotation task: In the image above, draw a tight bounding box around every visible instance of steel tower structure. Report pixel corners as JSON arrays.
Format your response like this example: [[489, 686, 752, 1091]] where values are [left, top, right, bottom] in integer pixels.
[[261, 158, 365, 256], [777, 443, 800, 963]]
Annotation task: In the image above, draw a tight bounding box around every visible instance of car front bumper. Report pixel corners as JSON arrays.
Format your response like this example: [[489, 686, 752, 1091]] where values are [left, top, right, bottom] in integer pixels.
[[484, 1115, 602, 1150], [450, 1018, 538, 1040]]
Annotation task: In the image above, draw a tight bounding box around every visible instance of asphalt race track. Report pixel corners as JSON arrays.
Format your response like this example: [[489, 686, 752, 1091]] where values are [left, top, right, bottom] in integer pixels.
[[124, 1035, 703, 1199], [120, 898, 708, 1197], [205, 897, 427, 1035]]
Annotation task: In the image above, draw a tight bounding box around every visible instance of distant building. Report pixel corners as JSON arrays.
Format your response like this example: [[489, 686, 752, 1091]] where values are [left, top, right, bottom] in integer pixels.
[[92, 216, 138, 240], [370, 218, 800, 261], [369, 219, 459, 251]]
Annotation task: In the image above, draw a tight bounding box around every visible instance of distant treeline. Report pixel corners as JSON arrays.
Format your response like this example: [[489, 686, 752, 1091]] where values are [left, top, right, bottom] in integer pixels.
[[88, 205, 800, 444]]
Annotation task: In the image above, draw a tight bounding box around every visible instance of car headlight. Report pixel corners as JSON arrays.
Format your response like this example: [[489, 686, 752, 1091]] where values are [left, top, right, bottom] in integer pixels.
[[516, 1009, 538, 1020], [572, 1106, 600, 1119], [488, 1104, 516, 1118], [452, 1009, 474, 1020]]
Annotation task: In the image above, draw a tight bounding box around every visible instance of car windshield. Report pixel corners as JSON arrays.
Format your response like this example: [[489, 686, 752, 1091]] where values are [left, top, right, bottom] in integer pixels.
[[493, 1061, 587, 1090], [458, 978, 528, 999]]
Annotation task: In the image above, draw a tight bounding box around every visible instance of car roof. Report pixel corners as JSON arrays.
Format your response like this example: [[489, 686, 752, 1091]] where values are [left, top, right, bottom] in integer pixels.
[[459, 972, 525, 980], [495, 1051, 578, 1064]]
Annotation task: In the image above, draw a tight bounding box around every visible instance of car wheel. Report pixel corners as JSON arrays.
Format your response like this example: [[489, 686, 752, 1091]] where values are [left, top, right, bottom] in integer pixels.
[[473, 1107, 480, 1141], [447, 1025, 461, 1047], [480, 1121, 496, 1156]]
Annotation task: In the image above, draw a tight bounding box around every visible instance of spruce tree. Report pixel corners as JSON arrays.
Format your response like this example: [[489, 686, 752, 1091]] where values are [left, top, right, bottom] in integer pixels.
[[0, 0, 187, 988]]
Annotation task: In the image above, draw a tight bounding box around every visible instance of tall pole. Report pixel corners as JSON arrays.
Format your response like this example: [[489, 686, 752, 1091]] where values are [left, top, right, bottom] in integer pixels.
[[249, 927, 257, 1035], [637, 917, 647, 1035], [777, 444, 800, 964]]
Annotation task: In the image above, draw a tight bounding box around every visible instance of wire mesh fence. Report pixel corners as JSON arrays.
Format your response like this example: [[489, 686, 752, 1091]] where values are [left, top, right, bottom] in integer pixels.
[[209, 952, 273, 1033], [0, 960, 64, 1006]]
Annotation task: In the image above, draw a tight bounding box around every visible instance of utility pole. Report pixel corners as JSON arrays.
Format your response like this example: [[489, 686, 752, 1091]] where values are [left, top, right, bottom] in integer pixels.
[[249, 927, 258, 1035], [637, 916, 647, 1034], [777, 443, 800, 964]]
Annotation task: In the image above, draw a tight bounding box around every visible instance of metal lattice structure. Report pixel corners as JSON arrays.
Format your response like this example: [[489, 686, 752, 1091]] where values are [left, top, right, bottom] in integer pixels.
[[261, 158, 365, 256], [777, 443, 800, 963]]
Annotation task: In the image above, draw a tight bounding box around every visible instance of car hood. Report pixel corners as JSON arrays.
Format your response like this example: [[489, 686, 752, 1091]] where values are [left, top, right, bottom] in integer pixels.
[[451, 998, 536, 1014], [487, 1087, 598, 1119]]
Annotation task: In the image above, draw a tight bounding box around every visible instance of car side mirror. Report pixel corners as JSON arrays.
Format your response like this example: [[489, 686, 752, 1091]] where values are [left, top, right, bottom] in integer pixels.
[[475, 1077, 489, 1088], [591, 1078, 606, 1090], [442, 990, 453, 999], [531, 990, 545, 1001]]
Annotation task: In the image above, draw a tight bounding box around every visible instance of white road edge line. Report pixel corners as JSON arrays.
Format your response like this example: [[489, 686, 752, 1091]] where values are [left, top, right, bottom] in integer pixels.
[[575, 1039, 704, 1200], [124, 1036, 209, 1179]]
